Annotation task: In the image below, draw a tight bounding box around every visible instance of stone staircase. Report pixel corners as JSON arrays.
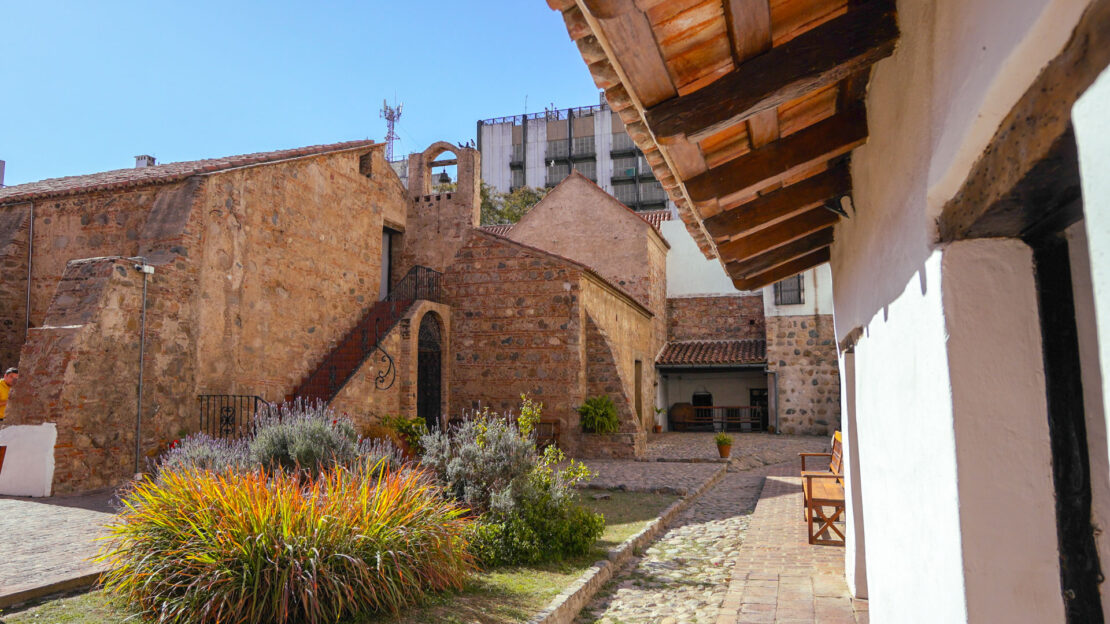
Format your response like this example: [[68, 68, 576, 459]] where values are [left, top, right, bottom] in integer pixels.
[[288, 265, 442, 404]]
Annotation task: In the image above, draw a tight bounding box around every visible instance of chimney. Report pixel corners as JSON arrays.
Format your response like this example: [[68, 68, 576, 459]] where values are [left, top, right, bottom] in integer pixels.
[[0, 160, 5, 187], [135, 155, 156, 168]]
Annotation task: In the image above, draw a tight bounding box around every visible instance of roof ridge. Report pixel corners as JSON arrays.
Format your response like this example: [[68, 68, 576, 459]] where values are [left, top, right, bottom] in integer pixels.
[[0, 139, 376, 204]]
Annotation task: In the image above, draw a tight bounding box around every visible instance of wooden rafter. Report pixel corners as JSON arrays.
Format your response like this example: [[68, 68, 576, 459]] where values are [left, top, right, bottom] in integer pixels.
[[727, 226, 835, 279], [718, 207, 839, 261], [686, 107, 867, 204], [645, 0, 897, 143], [703, 162, 850, 240], [732, 247, 832, 290]]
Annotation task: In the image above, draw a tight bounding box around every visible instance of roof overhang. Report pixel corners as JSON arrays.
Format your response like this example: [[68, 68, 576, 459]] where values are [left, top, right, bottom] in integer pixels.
[[548, 0, 899, 289]]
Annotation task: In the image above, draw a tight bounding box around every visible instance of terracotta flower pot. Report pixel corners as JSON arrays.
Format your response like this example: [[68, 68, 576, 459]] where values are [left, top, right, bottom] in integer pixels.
[[653, 425, 662, 434], [717, 443, 732, 458]]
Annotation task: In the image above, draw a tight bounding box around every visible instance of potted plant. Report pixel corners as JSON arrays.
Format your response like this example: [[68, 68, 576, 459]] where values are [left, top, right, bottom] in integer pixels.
[[653, 406, 666, 434], [714, 432, 733, 458]]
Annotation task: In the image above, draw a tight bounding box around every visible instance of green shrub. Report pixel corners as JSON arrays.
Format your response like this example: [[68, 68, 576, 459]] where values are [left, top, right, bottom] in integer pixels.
[[714, 432, 733, 446], [422, 398, 602, 566], [578, 395, 620, 434], [382, 414, 429, 454], [99, 459, 474, 624], [248, 401, 359, 477]]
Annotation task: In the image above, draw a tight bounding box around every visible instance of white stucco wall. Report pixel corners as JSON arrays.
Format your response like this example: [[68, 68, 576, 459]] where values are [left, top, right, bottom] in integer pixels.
[[830, 0, 1097, 618], [660, 370, 766, 409], [851, 250, 966, 622], [840, 351, 867, 599], [0, 423, 57, 497], [661, 219, 750, 297], [944, 240, 1063, 623], [763, 264, 834, 317]]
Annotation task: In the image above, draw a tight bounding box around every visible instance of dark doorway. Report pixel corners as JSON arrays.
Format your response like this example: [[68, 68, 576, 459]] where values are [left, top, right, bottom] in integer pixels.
[[417, 314, 442, 431], [750, 388, 769, 431]]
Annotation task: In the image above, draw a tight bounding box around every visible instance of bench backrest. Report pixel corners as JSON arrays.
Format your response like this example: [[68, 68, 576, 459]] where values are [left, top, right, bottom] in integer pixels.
[[829, 431, 843, 474]]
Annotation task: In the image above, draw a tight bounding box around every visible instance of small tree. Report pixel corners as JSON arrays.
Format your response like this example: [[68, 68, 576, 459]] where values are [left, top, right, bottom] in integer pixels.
[[480, 184, 548, 225]]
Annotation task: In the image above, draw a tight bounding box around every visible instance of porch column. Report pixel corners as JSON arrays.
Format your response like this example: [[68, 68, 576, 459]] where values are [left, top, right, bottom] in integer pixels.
[[840, 350, 867, 599], [942, 239, 1063, 622]]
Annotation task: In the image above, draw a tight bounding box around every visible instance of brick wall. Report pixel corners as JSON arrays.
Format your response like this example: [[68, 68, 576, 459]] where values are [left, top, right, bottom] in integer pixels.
[[766, 314, 840, 435], [444, 231, 585, 426], [666, 294, 765, 341], [398, 145, 480, 277], [579, 314, 645, 458]]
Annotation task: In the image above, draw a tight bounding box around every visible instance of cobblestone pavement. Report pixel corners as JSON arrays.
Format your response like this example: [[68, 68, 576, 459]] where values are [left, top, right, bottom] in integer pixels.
[[0, 490, 117, 601], [578, 434, 864, 624], [583, 460, 723, 494], [647, 432, 833, 471], [576, 470, 766, 624]]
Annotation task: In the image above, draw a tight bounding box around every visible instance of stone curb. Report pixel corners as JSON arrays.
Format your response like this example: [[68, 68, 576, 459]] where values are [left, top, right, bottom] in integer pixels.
[[528, 463, 729, 624], [0, 570, 104, 610]]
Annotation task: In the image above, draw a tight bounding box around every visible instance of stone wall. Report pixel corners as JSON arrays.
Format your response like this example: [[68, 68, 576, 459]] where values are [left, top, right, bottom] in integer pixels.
[[330, 301, 451, 431], [8, 257, 196, 493], [398, 144, 480, 277], [766, 314, 840, 435], [444, 230, 584, 425], [0, 205, 30, 369], [194, 147, 402, 401], [579, 315, 645, 458], [666, 294, 765, 341]]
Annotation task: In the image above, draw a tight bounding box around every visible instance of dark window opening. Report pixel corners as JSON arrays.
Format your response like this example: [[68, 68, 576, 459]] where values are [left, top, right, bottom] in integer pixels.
[[774, 274, 805, 305]]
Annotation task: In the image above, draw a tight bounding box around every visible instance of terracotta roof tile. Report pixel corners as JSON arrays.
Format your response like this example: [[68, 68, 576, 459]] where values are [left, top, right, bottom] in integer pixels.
[[478, 208, 672, 237], [656, 339, 766, 366], [0, 140, 376, 204]]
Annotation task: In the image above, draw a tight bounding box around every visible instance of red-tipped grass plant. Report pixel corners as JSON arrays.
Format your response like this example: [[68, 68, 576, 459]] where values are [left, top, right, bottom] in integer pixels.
[[98, 459, 474, 624]]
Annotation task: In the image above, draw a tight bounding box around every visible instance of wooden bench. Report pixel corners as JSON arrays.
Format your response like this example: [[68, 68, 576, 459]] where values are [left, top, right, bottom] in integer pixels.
[[800, 432, 845, 546], [535, 420, 561, 449]]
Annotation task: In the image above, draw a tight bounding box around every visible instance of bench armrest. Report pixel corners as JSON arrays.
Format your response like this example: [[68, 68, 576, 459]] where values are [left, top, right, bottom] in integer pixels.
[[799, 452, 831, 471]]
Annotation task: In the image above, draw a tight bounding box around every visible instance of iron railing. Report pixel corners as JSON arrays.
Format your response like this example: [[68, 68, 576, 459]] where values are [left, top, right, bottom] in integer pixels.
[[197, 394, 277, 439], [292, 265, 443, 403]]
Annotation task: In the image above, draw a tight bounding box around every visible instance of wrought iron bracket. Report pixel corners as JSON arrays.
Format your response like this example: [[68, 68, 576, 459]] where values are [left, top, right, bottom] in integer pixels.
[[372, 316, 397, 390]]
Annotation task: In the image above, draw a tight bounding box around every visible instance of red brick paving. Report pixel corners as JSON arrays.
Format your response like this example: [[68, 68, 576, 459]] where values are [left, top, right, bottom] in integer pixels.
[[716, 463, 867, 624]]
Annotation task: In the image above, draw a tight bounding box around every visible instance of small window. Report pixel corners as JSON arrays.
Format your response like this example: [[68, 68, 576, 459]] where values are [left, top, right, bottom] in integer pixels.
[[774, 274, 805, 305]]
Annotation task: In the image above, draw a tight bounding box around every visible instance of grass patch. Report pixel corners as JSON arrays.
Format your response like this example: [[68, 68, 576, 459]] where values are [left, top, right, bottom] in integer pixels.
[[0, 490, 678, 624]]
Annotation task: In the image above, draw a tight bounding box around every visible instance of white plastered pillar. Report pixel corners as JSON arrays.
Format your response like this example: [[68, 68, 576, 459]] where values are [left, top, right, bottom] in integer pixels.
[[840, 350, 867, 598], [1074, 64, 1110, 492], [942, 239, 1064, 623]]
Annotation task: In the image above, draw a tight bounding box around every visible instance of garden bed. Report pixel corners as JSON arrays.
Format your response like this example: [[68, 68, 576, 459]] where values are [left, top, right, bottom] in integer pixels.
[[0, 490, 678, 624]]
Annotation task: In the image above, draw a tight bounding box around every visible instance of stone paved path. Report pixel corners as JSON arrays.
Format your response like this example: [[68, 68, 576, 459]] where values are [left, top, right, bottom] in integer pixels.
[[578, 434, 865, 624], [647, 432, 834, 472], [0, 490, 116, 603], [576, 470, 765, 624]]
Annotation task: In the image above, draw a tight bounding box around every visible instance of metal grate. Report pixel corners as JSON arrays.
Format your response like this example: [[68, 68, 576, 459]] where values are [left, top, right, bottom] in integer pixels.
[[510, 144, 524, 163], [573, 160, 597, 180], [572, 135, 595, 156], [546, 139, 569, 159], [611, 132, 636, 152], [774, 274, 805, 305], [197, 394, 276, 439], [546, 162, 570, 187]]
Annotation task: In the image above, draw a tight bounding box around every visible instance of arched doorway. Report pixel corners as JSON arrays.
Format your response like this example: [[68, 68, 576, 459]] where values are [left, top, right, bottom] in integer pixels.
[[416, 313, 443, 431]]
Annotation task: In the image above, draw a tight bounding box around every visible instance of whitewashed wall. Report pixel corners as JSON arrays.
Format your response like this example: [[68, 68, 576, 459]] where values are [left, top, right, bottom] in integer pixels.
[[763, 264, 834, 318], [832, 0, 1091, 620]]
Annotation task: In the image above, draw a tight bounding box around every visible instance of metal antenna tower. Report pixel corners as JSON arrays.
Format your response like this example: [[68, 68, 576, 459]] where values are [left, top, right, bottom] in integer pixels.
[[380, 100, 403, 161]]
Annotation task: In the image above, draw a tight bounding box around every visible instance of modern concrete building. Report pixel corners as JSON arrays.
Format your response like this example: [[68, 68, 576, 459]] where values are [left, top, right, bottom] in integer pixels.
[[476, 97, 674, 211]]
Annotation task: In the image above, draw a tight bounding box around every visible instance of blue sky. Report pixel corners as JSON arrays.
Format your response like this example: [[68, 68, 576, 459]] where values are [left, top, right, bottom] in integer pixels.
[[0, 1, 601, 186]]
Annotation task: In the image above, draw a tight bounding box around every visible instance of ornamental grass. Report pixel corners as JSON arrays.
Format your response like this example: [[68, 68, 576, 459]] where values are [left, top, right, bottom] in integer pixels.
[[98, 459, 475, 624]]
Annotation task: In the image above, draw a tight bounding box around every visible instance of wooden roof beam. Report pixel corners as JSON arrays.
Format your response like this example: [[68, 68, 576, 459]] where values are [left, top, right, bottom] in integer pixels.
[[686, 107, 867, 204], [645, 0, 897, 144], [726, 227, 834, 279], [718, 206, 839, 261], [731, 247, 831, 291], [703, 162, 850, 240]]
